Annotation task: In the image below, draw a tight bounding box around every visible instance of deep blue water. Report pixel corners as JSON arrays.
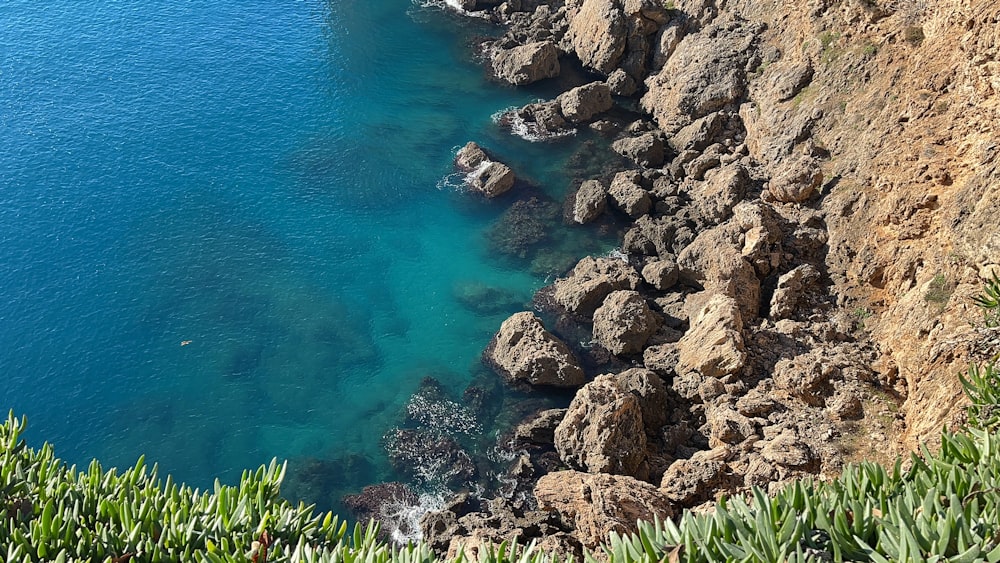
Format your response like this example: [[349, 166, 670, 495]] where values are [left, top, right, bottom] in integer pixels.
[[0, 0, 616, 518]]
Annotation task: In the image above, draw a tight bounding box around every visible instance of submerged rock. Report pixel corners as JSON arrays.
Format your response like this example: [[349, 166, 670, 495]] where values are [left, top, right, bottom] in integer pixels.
[[342, 482, 419, 542], [486, 197, 560, 258], [384, 429, 477, 488]]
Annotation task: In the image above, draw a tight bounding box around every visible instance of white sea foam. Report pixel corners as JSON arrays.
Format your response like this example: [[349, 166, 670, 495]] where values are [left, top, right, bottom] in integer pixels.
[[380, 491, 446, 544], [405, 393, 482, 436], [491, 106, 577, 143], [436, 171, 470, 191], [463, 160, 491, 185], [605, 248, 630, 263], [411, 0, 491, 19]]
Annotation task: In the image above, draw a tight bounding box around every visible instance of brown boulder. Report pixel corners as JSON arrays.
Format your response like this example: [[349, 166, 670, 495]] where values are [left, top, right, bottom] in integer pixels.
[[691, 163, 750, 223], [554, 374, 649, 477], [676, 225, 760, 319], [489, 312, 585, 387], [765, 157, 823, 203], [572, 179, 608, 224], [641, 258, 679, 290], [470, 161, 516, 198], [492, 41, 561, 86], [558, 82, 614, 123], [566, 0, 627, 75], [534, 471, 674, 548], [608, 171, 653, 218], [676, 294, 746, 378], [659, 457, 728, 506], [611, 132, 665, 167], [592, 290, 659, 355], [552, 256, 641, 316], [769, 264, 821, 319]]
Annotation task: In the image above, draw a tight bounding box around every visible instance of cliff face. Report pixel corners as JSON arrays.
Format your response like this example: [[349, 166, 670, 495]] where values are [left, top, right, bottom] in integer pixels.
[[711, 0, 1000, 448]]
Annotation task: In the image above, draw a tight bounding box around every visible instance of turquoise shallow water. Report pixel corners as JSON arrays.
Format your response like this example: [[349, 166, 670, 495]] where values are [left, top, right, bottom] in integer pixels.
[[0, 0, 616, 516]]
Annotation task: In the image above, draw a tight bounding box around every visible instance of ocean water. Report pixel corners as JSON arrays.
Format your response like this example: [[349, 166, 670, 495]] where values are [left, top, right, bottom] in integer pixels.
[[0, 0, 618, 518]]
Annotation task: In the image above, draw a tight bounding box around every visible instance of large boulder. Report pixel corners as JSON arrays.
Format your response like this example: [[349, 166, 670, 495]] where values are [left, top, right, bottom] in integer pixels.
[[572, 179, 608, 224], [675, 294, 746, 378], [611, 132, 665, 167], [592, 290, 658, 355], [492, 41, 561, 86], [769, 264, 821, 319], [558, 82, 614, 123], [765, 156, 824, 203], [554, 374, 649, 476], [456, 141, 489, 169], [615, 367, 669, 432], [660, 456, 729, 506], [566, 0, 627, 75], [489, 312, 586, 387], [641, 19, 762, 134], [641, 258, 679, 290], [690, 163, 750, 223], [470, 162, 516, 198], [535, 471, 674, 548], [676, 225, 761, 319], [552, 256, 641, 317], [608, 171, 652, 218]]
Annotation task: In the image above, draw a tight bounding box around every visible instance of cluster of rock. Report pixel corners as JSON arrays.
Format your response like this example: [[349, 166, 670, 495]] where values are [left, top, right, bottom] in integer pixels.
[[409, 0, 928, 555], [455, 141, 517, 198]]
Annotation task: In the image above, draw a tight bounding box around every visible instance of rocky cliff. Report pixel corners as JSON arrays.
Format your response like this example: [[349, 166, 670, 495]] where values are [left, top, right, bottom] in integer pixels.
[[422, 0, 1000, 555]]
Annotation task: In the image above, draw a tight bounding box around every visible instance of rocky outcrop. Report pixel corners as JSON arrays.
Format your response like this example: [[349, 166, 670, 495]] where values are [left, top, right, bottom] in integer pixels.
[[641, 18, 762, 134], [566, 0, 627, 75], [455, 142, 516, 198], [572, 180, 608, 224], [551, 256, 641, 317], [426, 0, 1000, 553], [592, 290, 658, 355], [554, 374, 649, 477], [489, 312, 585, 387], [558, 82, 614, 123], [492, 41, 561, 86], [676, 294, 746, 378], [534, 471, 674, 548]]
